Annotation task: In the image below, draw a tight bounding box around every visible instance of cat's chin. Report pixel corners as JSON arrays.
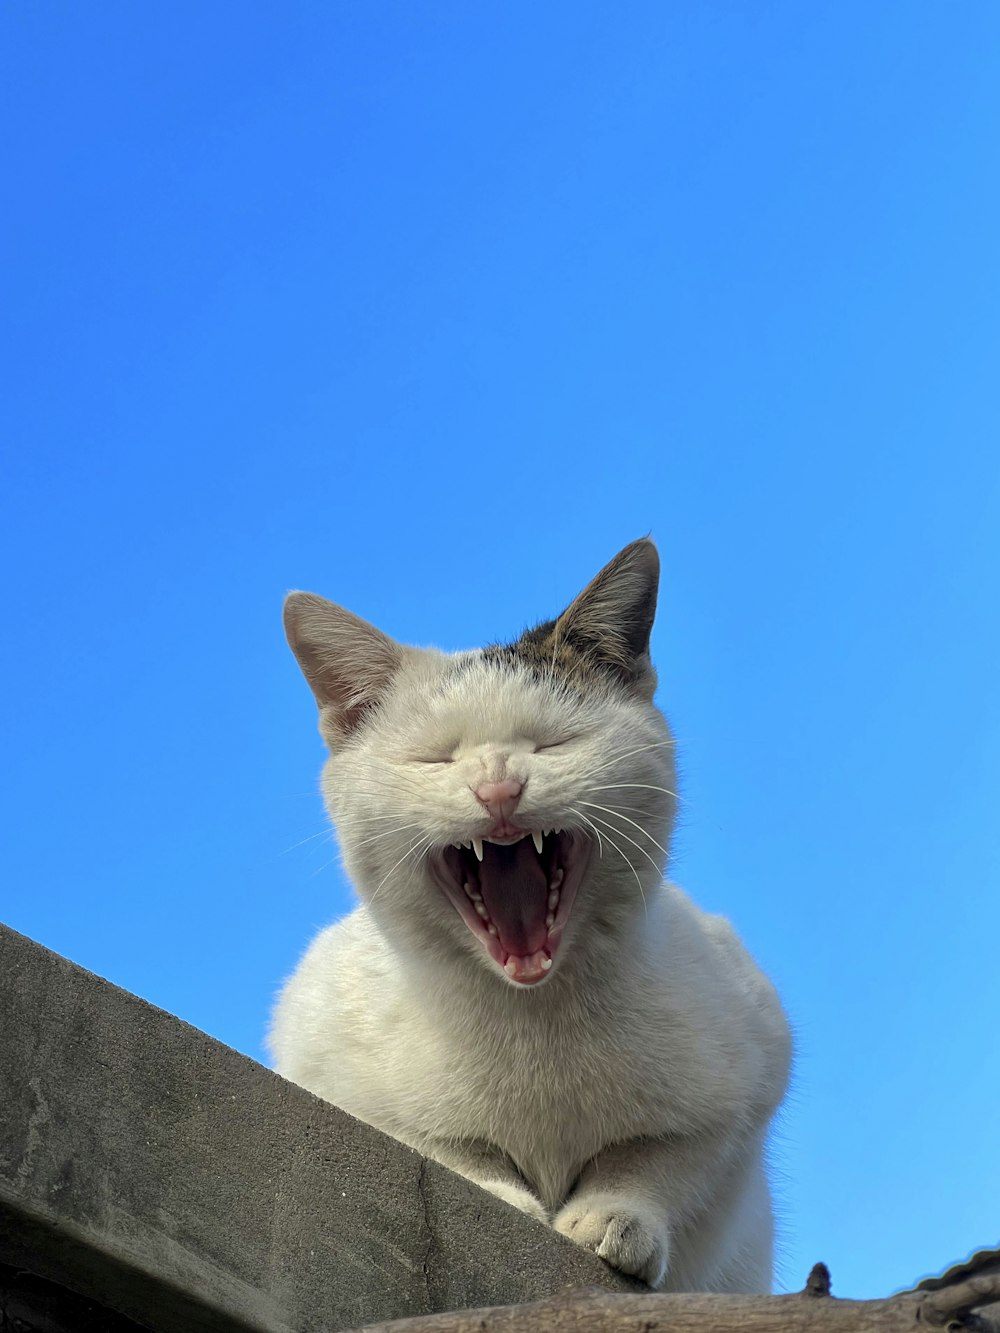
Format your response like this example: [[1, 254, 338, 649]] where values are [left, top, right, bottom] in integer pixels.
[[429, 830, 592, 987]]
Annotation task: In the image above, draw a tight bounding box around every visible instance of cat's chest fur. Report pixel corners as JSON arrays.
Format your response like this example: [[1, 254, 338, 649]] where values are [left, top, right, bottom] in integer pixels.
[[278, 888, 775, 1208]]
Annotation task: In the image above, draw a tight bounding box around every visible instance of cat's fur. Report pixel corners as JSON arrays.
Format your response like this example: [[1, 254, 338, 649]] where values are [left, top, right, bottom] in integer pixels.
[[269, 540, 791, 1292]]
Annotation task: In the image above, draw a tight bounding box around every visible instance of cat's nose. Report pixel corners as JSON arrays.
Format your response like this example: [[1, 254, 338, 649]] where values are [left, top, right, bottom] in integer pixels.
[[473, 778, 523, 822]]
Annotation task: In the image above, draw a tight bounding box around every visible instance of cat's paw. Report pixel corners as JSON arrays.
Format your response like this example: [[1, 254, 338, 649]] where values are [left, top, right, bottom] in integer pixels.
[[554, 1192, 670, 1287], [479, 1178, 549, 1225]]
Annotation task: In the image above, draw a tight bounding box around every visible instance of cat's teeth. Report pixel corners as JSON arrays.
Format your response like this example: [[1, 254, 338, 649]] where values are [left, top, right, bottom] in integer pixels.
[[504, 949, 553, 980], [547, 889, 559, 910], [550, 867, 564, 890], [472, 837, 484, 862], [474, 901, 489, 920], [487, 923, 498, 936], [531, 830, 544, 855], [545, 912, 555, 928]]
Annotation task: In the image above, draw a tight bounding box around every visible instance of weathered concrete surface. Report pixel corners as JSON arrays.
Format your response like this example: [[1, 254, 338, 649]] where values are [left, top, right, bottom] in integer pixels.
[[0, 924, 635, 1332]]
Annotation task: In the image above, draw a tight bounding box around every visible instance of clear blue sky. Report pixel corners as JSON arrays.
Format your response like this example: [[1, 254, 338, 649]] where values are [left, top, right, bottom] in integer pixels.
[[2, 1, 998, 1301]]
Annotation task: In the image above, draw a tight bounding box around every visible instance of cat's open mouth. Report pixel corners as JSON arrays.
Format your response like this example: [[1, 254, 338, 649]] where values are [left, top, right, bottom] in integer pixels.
[[430, 831, 590, 986]]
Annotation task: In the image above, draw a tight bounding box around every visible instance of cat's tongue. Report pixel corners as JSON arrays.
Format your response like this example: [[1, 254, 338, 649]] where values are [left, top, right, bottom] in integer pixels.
[[477, 838, 549, 958]]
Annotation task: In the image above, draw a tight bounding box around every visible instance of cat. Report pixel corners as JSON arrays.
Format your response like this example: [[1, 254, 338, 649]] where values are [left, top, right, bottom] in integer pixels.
[[269, 539, 791, 1292]]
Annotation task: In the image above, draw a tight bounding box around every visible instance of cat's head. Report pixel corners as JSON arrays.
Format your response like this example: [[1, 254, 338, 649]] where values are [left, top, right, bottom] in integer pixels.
[[284, 540, 676, 989]]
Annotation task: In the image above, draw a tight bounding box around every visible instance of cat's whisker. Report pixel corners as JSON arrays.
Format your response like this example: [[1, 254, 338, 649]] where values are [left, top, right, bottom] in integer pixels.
[[346, 792, 427, 806], [369, 833, 435, 904], [354, 823, 425, 848], [387, 774, 448, 797], [578, 801, 668, 858], [341, 775, 433, 799], [308, 853, 343, 879], [279, 828, 334, 855], [569, 807, 605, 860], [331, 766, 435, 791], [351, 823, 425, 852], [581, 808, 663, 881], [592, 782, 683, 802], [584, 740, 678, 780], [346, 786, 449, 810], [575, 811, 647, 916], [586, 799, 662, 819], [345, 810, 427, 825]]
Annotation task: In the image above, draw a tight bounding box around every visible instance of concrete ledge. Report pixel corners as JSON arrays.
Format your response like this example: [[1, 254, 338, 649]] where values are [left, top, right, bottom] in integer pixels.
[[0, 924, 634, 1332]]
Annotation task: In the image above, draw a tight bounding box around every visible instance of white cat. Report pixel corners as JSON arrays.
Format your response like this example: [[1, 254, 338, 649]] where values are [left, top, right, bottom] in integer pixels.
[[269, 540, 791, 1292]]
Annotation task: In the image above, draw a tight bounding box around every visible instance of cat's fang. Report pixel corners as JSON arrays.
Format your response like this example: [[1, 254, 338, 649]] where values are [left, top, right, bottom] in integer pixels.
[[472, 838, 484, 862], [531, 830, 544, 855]]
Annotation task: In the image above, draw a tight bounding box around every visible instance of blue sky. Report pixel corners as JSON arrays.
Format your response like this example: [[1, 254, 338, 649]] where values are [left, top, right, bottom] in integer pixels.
[[2, 1, 998, 1301]]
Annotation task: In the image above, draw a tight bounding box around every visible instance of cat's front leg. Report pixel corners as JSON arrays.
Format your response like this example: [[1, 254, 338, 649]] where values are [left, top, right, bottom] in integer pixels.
[[424, 1138, 549, 1225], [555, 1189, 670, 1287], [554, 1130, 747, 1289]]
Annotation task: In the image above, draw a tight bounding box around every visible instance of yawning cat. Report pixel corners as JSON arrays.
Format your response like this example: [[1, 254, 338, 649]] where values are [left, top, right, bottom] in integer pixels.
[[269, 540, 791, 1292]]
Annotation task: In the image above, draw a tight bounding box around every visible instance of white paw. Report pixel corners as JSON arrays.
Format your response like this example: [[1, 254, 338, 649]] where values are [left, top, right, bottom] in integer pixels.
[[554, 1192, 670, 1287], [479, 1177, 549, 1225]]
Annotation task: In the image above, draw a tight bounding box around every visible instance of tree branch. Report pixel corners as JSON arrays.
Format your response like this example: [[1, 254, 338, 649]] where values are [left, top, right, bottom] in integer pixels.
[[347, 1249, 1000, 1333]]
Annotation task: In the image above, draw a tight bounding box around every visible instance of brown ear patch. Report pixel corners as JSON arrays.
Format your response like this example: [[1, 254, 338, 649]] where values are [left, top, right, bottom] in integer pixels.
[[483, 540, 660, 694], [482, 621, 600, 687], [484, 617, 641, 692]]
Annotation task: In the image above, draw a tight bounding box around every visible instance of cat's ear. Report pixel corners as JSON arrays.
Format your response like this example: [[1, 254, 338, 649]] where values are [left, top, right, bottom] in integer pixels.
[[283, 592, 402, 742], [553, 539, 660, 696]]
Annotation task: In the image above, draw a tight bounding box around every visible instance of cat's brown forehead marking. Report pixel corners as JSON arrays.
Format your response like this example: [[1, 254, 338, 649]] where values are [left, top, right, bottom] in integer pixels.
[[481, 618, 610, 691]]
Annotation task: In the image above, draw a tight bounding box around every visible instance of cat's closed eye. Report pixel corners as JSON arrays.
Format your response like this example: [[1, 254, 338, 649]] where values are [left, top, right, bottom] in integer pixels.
[[536, 736, 578, 752]]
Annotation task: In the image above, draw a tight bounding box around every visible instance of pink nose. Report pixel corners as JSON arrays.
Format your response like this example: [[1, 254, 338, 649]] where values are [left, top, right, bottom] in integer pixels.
[[473, 778, 523, 820]]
